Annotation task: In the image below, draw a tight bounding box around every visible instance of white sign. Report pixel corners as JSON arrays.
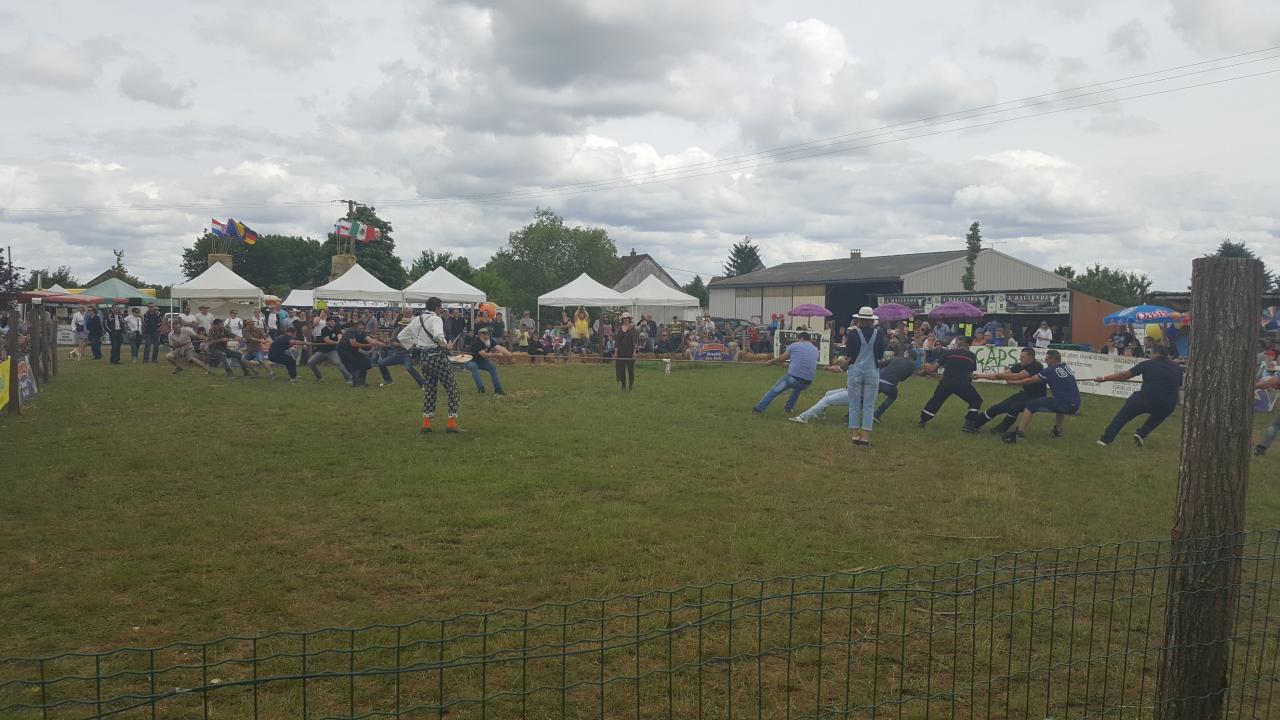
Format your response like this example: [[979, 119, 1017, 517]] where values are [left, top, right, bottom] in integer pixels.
[[971, 346, 1142, 399]]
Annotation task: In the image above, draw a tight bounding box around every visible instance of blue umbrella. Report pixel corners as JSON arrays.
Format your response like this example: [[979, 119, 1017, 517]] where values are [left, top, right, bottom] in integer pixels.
[[1104, 304, 1176, 326]]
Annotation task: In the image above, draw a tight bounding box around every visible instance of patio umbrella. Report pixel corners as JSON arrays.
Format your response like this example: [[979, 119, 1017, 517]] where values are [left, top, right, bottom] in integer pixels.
[[928, 301, 984, 321], [1104, 304, 1175, 325], [788, 303, 832, 317], [873, 303, 915, 322]]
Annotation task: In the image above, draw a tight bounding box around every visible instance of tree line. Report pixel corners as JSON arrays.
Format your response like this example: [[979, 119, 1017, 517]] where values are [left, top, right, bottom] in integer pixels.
[[20, 212, 1278, 311]]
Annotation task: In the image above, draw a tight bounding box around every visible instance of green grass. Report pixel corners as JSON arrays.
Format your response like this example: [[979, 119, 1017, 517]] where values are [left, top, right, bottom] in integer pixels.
[[2, 357, 1278, 659]]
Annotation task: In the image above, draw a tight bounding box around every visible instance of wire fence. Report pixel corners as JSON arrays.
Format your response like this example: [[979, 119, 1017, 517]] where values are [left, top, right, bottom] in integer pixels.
[[4, 530, 1280, 719]]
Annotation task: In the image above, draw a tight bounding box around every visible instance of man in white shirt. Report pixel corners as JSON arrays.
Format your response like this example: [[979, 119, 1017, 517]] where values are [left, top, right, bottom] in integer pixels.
[[226, 309, 245, 338], [124, 307, 144, 363], [1033, 321, 1053, 350], [398, 296, 463, 434], [195, 305, 215, 335]]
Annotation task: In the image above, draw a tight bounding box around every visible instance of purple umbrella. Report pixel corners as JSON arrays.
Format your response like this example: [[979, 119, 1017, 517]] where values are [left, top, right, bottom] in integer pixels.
[[873, 303, 915, 322], [788, 303, 832, 317], [928, 300, 984, 321]]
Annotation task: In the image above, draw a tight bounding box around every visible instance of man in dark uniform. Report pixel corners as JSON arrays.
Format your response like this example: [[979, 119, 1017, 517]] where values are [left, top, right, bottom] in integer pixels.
[[1093, 344, 1182, 447], [967, 347, 1045, 434], [918, 336, 983, 430], [1003, 349, 1081, 443]]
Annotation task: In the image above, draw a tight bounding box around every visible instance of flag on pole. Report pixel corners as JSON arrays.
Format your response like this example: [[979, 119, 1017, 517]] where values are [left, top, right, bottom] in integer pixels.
[[210, 219, 229, 237], [351, 221, 381, 244], [334, 219, 352, 239], [227, 219, 259, 245]]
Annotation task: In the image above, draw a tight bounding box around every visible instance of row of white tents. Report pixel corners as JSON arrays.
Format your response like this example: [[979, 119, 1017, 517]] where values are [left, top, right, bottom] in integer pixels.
[[171, 261, 700, 314]]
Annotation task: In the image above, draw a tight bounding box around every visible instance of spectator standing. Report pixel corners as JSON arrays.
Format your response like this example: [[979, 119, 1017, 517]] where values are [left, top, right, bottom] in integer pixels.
[[142, 303, 162, 362], [124, 307, 144, 363], [70, 308, 88, 360], [492, 312, 507, 346], [106, 307, 126, 364], [1032, 321, 1053, 350], [614, 312, 640, 390], [573, 308, 590, 353], [226, 309, 245, 338], [195, 305, 215, 337]]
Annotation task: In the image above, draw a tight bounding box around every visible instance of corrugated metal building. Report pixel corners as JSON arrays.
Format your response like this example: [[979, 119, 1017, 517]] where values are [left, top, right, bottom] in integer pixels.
[[709, 249, 1067, 325]]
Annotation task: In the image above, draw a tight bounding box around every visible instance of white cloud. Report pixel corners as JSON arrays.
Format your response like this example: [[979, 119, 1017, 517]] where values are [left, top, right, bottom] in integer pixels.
[[0, 35, 123, 90], [1107, 19, 1150, 62], [119, 61, 192, 109], [1166, 0, 1280, 52], [981, 39, 1049, 67]]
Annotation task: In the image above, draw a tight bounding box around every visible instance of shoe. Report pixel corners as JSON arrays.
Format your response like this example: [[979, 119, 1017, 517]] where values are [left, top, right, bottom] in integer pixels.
[[290, 378, 301, 383], [851, 438, 870, 447], [379, 382, 392, 387], [494, 390, 506, 396], [1257, 445, 1268, 458], [420, 427, 432, 434], [918, 421, 928, 429], [789, 416, 808, 424], [752, 408, 762, 414], [1002, 432, 1020, 444], [1132, 434, 1144, 448], [477, 387, 486, 394], [873, 416, 881, 424], [172, 367, 183, 374], [1050, 426, 1064, 438], [1097, 440, 1110, 447]]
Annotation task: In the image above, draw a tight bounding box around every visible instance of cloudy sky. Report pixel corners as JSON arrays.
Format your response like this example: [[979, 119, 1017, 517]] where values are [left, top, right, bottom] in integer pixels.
[[1, 0, 1278, 289]]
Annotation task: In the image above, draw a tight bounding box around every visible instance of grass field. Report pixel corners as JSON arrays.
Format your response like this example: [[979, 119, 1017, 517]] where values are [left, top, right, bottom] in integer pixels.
[[3, 355, 1278, 662]]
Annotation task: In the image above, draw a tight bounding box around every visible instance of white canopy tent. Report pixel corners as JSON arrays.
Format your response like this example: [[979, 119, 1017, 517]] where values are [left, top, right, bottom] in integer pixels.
[[623, 274, 702, 325], [313, 262, 403, 304], [171, 262, 264, 302], [170, 262, 264, 320], [403, 267, 487, 303], [537, 273, 631, 325], [281, 289, 313, 307]]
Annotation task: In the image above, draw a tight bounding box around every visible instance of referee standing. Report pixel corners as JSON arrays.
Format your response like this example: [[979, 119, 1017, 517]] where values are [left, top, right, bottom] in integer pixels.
[[1093, 344, 1182, 447]]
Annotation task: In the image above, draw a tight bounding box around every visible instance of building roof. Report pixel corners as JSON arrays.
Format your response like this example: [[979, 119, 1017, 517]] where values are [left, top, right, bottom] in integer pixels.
[[709, 249, 970, 288], [609, 251, 678, 289]]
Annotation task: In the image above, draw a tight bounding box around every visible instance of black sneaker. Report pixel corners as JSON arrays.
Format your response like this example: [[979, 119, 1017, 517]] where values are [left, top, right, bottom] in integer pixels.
[[1050, 426, 1064, 438], [494, 390, 506, 396], [1002, 431, 1021, 444], [1256, 445, 1268, 458], [477, 387, 486, 394], [1133, 434, 1145, 448]]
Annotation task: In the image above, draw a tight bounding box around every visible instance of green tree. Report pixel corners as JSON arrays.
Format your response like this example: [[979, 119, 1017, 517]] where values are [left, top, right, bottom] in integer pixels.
[[682, 275, 709, 307], [97, 250, 148, 288], [0, 247, 22, 308], [1055, 263, 1152, 307], [962, 221, 982, 292], [408, 250, 474, 283], [470, 267, 514, 307], [484, 208, 619, 312], [22, 265, 80, 290], [722, 236, 765, 278], [320, 205, 407, 288], [182, 233, 328, 291], [1212, 239, 1278, 291]]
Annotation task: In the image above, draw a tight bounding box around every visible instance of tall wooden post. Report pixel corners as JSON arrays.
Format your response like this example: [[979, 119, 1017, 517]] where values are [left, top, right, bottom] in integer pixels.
[[48, 308, 58, 380], [1155, 257, 1264, 719]]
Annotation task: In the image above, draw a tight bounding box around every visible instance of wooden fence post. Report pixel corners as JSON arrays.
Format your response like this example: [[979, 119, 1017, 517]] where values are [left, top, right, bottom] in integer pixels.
[[1154, 256, 1264, 719], [5, 307, 19, 416]]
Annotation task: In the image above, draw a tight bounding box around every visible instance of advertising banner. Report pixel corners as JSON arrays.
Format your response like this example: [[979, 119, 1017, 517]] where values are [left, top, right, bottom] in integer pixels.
[[970, 346, 1141, 399], [692, 341, 735, 362], [1002, 292, 1070, 315], [773, 329, 831, 365], [877, 294, 932, 312], [939, 294, 997, 312]]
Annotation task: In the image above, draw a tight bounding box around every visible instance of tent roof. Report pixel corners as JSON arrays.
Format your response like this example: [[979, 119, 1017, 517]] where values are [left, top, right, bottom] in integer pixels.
[[171, 262, 263, 300], [538, 273, 631, 307], [281, 289, 313, 307], [313, 263, 403, 303], [624, 274, 700, 307], [403, 267, 486, 303], [84, 277, 149, 300], [47, 283, 67, 293]]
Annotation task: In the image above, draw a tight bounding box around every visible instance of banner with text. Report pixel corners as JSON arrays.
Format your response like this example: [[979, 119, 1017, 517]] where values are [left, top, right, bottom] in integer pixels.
[[971, 346, 1142, 399]]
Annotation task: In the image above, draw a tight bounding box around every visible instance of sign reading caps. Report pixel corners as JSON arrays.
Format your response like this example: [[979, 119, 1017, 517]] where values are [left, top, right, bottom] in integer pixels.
[[1003, 292, 1069, 314]]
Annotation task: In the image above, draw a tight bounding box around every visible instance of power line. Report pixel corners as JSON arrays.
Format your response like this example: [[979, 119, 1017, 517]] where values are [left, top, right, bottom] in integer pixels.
[[3, 48, 1278, 216]]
